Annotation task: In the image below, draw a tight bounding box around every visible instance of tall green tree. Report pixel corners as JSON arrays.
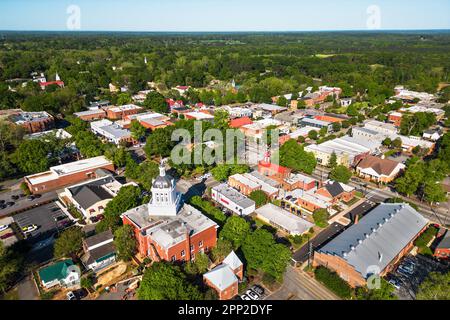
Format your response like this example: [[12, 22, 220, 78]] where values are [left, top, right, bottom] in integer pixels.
[[279, 139, 316, 174], [138, 262, 202, 300], [114, 225, 137, 262], [220, 216, 251, 249], [242, 229, 291, 281], [329, 165, 352, 184], [54, 227, 84, 258], [416, 271, 450, 300], [144, 91, 168, 113]]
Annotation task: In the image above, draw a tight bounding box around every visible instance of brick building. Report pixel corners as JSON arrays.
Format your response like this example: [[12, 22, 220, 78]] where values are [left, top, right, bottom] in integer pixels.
[[106, 104, 143, 120], [9, 110, 55, 133], [203, 251, 243, 300], [258, 152, 291, 182], [74, 109, 107, 121], [315, 180, 356, 204], [313, 203, 428, 287], [24, 156, 115, 194], [121, 163, 218, 262]]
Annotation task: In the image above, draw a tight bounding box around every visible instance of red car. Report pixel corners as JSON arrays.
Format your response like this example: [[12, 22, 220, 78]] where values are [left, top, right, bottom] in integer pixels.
[[0, 232, 14, 240]]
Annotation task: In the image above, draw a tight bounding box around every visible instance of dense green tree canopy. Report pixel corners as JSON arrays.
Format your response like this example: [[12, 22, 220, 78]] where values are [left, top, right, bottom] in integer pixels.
[[114, 225, 137, 262], [279, 139, 316, 174], [242, 229, 291, 281], [138, 262, 203, 300], [54, 227, 84, 258], [219, 216, 251, 249]]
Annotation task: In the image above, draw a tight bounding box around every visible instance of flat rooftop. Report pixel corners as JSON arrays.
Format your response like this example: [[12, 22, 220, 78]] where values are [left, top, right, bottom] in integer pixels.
[[255, 203, 314, 236], [213, 184, 255, 209], [122, 203, 218, 249], [26, 156, 113, 185]]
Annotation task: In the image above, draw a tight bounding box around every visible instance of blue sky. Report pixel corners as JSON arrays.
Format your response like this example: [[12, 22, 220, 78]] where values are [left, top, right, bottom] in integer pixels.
[[0, 0, 449, 31]]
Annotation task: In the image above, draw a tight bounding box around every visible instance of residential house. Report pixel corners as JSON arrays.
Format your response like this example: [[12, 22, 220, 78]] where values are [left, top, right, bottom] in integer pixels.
[[38, 259, 80, 289], [203, 251, 243, 300], [356, 155, 406, 183], [60, 174, 136, 220], [81, 230, 117, 272], [316, 180, 355, 204], [434, 230, 450, 260]]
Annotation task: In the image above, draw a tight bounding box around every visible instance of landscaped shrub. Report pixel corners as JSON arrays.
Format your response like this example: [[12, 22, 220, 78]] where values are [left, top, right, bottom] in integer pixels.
[[189, 196, 226, 225], [414, 226, 438, 253], [314, 266, 352, 299]]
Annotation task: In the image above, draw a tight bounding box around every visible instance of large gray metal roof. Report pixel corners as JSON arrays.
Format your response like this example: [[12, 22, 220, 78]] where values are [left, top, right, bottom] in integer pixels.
[[318, 203, 428, 278]]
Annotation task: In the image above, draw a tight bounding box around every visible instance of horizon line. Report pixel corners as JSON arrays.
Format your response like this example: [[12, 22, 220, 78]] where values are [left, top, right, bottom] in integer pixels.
[[1, 28, 450, 33]]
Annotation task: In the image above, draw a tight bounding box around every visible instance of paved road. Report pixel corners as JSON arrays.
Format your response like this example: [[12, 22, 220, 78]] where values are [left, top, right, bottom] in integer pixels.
[[266, 266, 339, 300], [312, 167, 450, 224], [292, 223, 346, 264]]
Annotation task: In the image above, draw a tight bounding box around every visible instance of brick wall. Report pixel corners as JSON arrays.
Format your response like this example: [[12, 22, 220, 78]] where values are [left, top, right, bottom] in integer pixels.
[[26, 163, 115, 194]]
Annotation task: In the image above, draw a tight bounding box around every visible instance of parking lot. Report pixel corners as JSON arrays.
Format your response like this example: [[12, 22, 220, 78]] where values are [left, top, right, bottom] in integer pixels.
[[386, 254, 449, 300], [0, 189, 57, 218], [13, 202, 70, 243]]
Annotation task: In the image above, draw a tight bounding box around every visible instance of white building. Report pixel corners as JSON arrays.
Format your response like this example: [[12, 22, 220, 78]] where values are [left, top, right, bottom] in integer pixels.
[[255, 203, 314, 236], [211, 184, 256, 216], [90, 119, 133, 145]]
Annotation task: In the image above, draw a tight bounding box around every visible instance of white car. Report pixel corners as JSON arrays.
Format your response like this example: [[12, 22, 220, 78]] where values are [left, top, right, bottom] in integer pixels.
[[0, 224, 9, 232], [245, 289, 261, 300], [66, 291, 76, 300], [22, 224, 38, 234]]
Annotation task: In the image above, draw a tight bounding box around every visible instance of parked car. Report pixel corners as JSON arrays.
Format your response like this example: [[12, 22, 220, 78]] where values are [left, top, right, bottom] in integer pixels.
[[0, 200, 5, 205], [388, 278, 401, 290], [0, 204, 6, 210], [11, 195, 19, 201], [27, 195, 35, 201], [34, 194, 42, 199], [66, 291, 77, 300], [0, 232, 14, 240], [22, 224, 38, 234], [6, 202, 15, 207], [0, 224, 9, 232], [250, 285, 265, 296], [245, 289, 261, 300]]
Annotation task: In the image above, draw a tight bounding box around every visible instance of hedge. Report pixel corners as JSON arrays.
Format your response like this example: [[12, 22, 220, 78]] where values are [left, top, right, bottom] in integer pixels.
[[314, 266, 352, 299], [189, 196, 227, 225]]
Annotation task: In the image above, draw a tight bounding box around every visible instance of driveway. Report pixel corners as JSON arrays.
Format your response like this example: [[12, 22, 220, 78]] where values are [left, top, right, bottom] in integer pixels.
[[17, 275, 39, 300]]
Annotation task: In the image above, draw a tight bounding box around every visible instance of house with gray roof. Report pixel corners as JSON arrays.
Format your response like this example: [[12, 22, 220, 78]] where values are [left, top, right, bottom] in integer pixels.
[[313, 203, 428, 287], [60, 174, 137, 220], [81, 230, 117, 272]]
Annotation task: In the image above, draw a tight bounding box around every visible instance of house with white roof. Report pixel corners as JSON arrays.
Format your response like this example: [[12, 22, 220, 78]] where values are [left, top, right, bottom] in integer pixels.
[[203, 251, 243, 300]]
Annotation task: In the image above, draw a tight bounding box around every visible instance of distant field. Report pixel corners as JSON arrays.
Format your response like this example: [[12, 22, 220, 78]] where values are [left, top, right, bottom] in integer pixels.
[[314, 54, 336, 58]]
